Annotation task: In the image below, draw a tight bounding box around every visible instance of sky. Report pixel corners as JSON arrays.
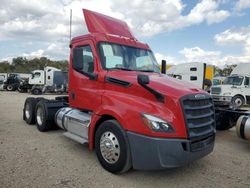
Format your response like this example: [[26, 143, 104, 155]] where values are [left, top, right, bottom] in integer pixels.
[[0, 0, 250, 67]]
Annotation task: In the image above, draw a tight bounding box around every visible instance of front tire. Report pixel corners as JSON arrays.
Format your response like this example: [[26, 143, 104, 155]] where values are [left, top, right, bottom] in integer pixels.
[[95, 120, 131, 173], [31, 88, 42, 95], [6, 85, 14, 91], [232, 95, 245, 108]]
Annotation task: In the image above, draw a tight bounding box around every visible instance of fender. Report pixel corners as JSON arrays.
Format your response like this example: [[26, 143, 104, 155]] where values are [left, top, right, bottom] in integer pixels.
[[88, 91, 187, 150]]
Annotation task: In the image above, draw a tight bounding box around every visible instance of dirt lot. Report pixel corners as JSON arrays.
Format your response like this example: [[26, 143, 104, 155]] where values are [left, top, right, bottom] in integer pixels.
[[0, 91, 250, 188]]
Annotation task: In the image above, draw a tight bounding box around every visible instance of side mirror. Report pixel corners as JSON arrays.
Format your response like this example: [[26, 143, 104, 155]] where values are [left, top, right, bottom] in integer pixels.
[[161, 60, 166, 74], [137, 74, 149, 85], [73, 48, 83, 71]]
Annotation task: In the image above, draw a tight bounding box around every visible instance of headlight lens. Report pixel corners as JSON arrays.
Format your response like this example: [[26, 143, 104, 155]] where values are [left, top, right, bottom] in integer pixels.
[[141, 113, 175, 133]]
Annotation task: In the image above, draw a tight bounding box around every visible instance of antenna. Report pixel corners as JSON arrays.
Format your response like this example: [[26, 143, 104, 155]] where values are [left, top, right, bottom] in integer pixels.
[[69, 9, 72, 43]]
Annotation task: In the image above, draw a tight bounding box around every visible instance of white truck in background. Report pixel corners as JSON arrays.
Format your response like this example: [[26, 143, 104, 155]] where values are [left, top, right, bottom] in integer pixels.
[[166, 62, 213, 91], [0, 73, 7, 90], [211, 63, 250, 107], [19, 66, 68, 94]]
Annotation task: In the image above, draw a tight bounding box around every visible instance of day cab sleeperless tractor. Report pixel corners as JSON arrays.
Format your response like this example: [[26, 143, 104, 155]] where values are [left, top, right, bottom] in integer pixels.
[[23, 9, 216, 173]]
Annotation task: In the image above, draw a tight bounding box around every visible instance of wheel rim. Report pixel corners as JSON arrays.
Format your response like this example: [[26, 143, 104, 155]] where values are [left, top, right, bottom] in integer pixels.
[[7, 86, 12, 90], [25, 103, 31, 119], [234, 98, 243, 107], [100, 131, 120, 164], [36, 107, 43, 126]]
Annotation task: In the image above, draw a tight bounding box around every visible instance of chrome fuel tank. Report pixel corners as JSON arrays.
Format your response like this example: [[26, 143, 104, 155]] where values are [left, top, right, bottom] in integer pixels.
[[55, 107, 91, 140]]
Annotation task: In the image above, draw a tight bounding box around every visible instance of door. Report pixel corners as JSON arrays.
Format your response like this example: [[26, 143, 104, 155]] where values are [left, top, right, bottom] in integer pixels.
[[69, 41, 103, 111]]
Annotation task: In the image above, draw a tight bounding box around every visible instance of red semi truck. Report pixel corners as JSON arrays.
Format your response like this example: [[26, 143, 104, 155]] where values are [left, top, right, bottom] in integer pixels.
[[23, 9, 216, 173]]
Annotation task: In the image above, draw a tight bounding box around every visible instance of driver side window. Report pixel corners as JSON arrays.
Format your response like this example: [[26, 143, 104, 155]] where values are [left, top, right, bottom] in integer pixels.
[[73, 45, 94, 74]]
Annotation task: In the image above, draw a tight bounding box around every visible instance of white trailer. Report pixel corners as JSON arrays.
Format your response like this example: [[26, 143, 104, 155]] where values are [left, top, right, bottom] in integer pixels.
[[166, 63, 212, 91], [211, 63, 250, 107]]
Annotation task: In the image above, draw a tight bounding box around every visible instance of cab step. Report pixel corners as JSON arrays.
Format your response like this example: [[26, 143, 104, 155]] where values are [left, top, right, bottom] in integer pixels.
[[63, 132, 88, 144]]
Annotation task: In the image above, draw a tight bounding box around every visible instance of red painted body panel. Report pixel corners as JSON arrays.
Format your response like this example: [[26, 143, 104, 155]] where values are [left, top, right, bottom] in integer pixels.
[[83, 9, 135, 39], [69, 9, 208, 150]]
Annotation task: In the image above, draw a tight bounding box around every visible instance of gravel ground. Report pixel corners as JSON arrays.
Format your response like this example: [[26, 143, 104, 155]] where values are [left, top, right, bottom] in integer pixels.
[[0, 91, 250, 188]]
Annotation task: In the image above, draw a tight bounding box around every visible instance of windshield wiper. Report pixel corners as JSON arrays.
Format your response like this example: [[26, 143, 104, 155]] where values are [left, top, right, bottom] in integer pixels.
[[108, 67, 134, 71]]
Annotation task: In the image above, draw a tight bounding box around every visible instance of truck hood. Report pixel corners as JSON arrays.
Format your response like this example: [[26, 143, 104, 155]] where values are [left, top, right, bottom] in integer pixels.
[[106, 71, 206, 100]]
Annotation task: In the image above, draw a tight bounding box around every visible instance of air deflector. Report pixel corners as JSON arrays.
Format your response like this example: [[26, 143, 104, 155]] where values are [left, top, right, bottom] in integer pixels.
[[83, 9, 135, 39]]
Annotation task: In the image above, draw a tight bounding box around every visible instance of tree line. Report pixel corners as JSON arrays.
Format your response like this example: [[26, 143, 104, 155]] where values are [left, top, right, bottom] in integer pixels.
[[0, 57, 68, 73]]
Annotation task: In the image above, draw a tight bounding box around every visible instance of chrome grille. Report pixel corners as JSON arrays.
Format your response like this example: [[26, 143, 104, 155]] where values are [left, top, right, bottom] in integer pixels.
[[211, 87, 221, 95], [181, 94, 216, 141]]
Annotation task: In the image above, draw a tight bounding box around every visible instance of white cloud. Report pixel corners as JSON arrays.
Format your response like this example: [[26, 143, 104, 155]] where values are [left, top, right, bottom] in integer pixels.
[[177, 46, 250, 67], [235, 0, 250, 11], [185, 0, 230, 25], [214, 26, 250, 45], [0, 0, 232, 62], [214, 25, 250, 54], [206, 10, 230, 24], [155, 53, 179, 65], [179, 47, 221, 63], [0, 0, 230, 40], [22, 49, 44, 59], [111, 0, 230, 36]]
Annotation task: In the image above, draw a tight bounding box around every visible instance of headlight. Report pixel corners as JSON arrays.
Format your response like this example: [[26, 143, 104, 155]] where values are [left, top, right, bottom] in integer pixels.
[[222, 92, 231, 96], [141, 113, 175, 133]]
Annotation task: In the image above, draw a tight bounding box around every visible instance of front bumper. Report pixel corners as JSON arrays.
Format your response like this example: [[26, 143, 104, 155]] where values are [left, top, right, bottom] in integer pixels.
[[127, 131, 214, 170], [212, 95, 232, 106]]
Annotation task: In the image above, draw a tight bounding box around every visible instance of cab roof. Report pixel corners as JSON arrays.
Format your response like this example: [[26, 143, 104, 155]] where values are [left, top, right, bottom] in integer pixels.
[[71, 33, 149, 50]]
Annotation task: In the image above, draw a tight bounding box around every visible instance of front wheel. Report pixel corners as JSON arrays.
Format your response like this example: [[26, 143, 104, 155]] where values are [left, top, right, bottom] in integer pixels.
[[31, 88, 42, 95], [232, 95, 245, 108], [6, 85, 14, 91], [95, 120, 131, 173]]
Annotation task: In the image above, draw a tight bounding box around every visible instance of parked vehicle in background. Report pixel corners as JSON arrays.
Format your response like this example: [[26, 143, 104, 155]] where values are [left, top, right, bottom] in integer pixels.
[[18, 66, 68, 94], [212, 76, 226, 86], [23, 9, 215, 174], [0, 74, 7, 90], [211, 63, 250, 107], [166, 63, 213, 91], [3, 73, 23, 91]]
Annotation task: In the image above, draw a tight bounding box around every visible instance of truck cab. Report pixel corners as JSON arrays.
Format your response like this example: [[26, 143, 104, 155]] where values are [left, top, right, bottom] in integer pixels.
[[3, 73, 22, 91], [211, 64, 250, 107], [23, 9, 215, 173], [29, 66, 61, 86], [21, 66, 68, 94]]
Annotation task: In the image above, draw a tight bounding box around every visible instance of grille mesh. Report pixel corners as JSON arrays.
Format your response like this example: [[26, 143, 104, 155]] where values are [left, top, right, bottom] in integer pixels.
[[181, 94, 216, 141], [211, 87, 221, 95]]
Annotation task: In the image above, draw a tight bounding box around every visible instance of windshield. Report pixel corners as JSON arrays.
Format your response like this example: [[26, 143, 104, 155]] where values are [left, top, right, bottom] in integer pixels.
[[213, 79, 221, 85], [31, 72, 41, 79], [99, 42, 160, 72], [222, 76, 243, 86]]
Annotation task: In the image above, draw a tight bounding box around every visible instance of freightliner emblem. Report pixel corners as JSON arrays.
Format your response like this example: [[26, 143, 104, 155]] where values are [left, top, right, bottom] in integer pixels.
[[195, 94, 206, 99]]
